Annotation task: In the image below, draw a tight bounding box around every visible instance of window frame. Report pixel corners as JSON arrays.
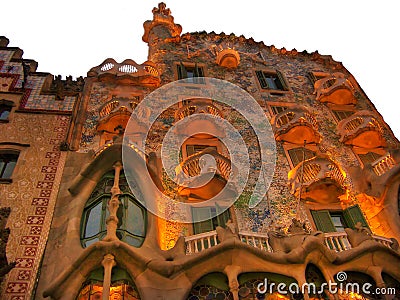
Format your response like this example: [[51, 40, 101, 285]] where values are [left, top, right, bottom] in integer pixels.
[[174, 62, 207, 85], [282, 143, 318, 169], [309, 204, 369, 233], [80, 171, 147, 248], [255, 69, 290, 94], [0, 149, 21, 183], [191, 205, 231, 235], [0, 99, 16, 123]]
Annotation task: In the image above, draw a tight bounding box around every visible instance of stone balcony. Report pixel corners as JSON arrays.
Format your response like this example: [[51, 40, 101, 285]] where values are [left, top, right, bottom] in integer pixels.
[[175, 99, 222, 121], [271, 106, 320, 144], [338, 111, 385, 148], [288, 157, 346, 203], [184, 228, 396, 255], [175, 148, 236, 201], [314, 72, 357, 105]]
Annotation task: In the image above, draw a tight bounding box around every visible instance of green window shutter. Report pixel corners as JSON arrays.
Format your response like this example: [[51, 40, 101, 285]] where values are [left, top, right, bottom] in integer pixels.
[[216, 204, 230, 227], [311, 210, 336, 233], [192, 207, 214, 234], [343, 205, 369, 229], [276, 70, 289, 91], [177, 62, 187, 79], [256, 71, 269, 89]]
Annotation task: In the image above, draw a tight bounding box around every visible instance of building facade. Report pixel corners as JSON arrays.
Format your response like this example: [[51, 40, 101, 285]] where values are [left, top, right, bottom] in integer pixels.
[[1, 3, 400, 300]]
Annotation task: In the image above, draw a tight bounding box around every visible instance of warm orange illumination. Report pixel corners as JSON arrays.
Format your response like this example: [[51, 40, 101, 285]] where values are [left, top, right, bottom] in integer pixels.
[[77, 282, 140, 300], [267, 292, 290, 300]]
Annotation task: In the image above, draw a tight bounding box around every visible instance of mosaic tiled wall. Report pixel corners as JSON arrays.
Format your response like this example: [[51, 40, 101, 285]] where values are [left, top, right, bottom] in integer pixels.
[[146, 31, 399, 234], [0, 114, 69, 299], [0, 46, 72, 299], [0, 51, 77, 112]]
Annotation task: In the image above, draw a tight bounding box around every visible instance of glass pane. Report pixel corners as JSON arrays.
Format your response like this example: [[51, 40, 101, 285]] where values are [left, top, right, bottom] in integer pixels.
[[127, 200, 145, 236], [0, 110, 10, 120], [124, 235, 143, 247], [266, 77, 278, 90], [85, 203, 102, 238], [2, 160, 16, 178], [331, 215, 345, 232]]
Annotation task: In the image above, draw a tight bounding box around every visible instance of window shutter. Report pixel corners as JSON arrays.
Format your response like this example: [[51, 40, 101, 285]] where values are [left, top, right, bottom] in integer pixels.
[[178, 62, 187, 79], [308, 72, 318, 85], [311, 210, 336, 233], [216, 204, 230, 227], [276, 70, 289, 91], [256, 71, 269, 89], [193, 63, 200, 77], [343, 205, 369, 229], [192, 207, 214, 234]]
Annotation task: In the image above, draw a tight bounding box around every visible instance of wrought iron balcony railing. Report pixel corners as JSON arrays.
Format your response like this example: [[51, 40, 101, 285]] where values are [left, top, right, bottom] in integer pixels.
[[184, 230, 394, 254]]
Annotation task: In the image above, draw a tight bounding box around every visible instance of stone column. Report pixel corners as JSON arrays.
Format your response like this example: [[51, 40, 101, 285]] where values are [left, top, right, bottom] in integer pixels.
[[103, 161, 122, 242], [102, 254, 116, 300], [224, 265, 242, 300]]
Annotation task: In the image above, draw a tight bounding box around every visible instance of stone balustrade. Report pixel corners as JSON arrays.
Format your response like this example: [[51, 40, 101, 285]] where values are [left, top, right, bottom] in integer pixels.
[[184, 230, 394, 254]]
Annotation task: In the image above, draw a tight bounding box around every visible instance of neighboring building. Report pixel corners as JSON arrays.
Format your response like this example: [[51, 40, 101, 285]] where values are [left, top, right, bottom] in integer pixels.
[[1, 3, 400, 300]]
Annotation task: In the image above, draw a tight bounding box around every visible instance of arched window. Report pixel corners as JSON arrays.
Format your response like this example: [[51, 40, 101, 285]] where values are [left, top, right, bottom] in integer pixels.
[[76, 267, 141, 300], [81, 171, 146, 248]]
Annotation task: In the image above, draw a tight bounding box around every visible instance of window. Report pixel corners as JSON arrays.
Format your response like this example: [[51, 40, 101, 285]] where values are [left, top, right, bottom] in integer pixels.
[[269, 105, 288, 115], [0, 152, 19, 181], [287, 147, 316, 167], [177, 63, 205, 84], [81, 171, 146, 248], [332, 110, 354, 122], [77, 267, 141, 299], [357, 152, 382, 166], [311, 205, 369, 233], [0, 100, 14, 122], [256, 70, 289, 91], [192, 206, 230, 235], [186, 145, 217, 157], [308, 72, 335, 86]]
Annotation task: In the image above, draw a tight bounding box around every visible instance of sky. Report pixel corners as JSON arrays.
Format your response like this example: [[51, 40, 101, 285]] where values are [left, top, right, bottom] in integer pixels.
[[2, 0, 399, 140]]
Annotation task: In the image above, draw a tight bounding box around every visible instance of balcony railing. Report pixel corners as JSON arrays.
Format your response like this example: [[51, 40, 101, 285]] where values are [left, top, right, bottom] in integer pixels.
[[288, 157, 345, 196], [175, 100, 222, 121], [324, 232, 351, 252], [239, 232, 272, 252], [178, 148, 232, 182], [184, 230, 394, 255], [338, 111, 383, 145], [99, 98, 139, 119], [185, 230, 219, 254], [314, 72, 356, 105], [372, 235, 394, 248], [371, 153, 396, 176]]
